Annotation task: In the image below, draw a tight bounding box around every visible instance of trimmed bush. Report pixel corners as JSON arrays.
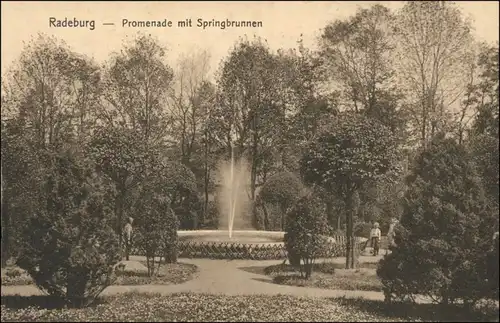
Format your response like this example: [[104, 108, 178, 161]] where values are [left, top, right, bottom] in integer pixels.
[[377, 135, 496, 306], [134, 191, 179, 276], [285, 194, 329, 279], [16, 151, 121, 308]]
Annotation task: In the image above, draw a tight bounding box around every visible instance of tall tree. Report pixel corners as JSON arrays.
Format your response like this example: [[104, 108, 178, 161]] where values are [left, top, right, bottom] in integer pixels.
[[96, 34, 174, 244], [281, 38, 335, 173], [319, 5, 410, 225], [101, 33, 173, 145], [197, 81, 217, 226], [319, 4, 409, 141], [167, 51, 216, 227], [301, 112, 400, 269], [393, 1, 475, 147], [168, 49, 212, 165], [319, 5, 395, 112], [469, 43, 499, 139], [467, 43, 499, 208], [2, 33, 101, 149], [1, 34, 101, 265], [215, 37, 288, 227]]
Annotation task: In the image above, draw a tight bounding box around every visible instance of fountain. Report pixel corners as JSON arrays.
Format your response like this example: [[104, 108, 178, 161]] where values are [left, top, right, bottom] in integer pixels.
[[217, 143, 252, 238], [178, 139, 285, 245], [177, 131, 286, 251]]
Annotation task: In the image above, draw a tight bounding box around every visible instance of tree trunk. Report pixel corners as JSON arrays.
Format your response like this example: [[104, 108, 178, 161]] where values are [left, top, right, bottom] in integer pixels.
[[262, 203, 270, 231], [326, 200, 334, 229], [280, 205, 286, 231], [116, 188, 126, 249], [250, 114, 260, 229], [304, 258, 312, 279], [250, 160, 259, 229], [192, 211, 198, 229], [202, 139, 210, 227], [165, 241, 177, 264], [345, 192, 352, 269], [351, 191, 360, 268], [345, 191, 357, 269], [1, 194, 10, 267], [67, 270, 87, 308]]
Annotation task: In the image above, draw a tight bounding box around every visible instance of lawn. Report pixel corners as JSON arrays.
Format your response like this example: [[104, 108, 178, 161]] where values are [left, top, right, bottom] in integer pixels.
[[263, 261, 383, 292], [1, 292, 498, 322], [1, 261, 198, 286]]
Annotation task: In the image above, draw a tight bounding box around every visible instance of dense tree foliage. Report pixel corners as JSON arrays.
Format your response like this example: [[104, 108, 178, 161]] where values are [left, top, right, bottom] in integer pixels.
[[301, 112, 400, 268], [377, 135, 496, 305]]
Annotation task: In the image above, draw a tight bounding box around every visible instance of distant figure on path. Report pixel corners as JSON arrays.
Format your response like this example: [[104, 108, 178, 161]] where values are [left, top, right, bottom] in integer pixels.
[[123, 217, 134, 261], [369, 222, 381, 256]]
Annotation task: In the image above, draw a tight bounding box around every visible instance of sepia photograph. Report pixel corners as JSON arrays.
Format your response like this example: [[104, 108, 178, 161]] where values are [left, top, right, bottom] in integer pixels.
[[1, 1, 499, 322]]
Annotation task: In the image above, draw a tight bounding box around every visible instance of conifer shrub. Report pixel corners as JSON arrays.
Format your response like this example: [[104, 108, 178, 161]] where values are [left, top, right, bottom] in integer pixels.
[[16, 151, 120, 308], [377, 135, 496, 306]]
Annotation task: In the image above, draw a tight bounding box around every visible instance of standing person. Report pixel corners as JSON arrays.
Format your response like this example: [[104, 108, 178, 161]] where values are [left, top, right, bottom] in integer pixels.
[[123, 217, 134, 261], [370, 222, 381, 256]]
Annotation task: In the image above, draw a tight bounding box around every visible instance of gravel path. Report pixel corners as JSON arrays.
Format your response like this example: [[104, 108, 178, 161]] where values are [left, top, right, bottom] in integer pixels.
[[1, 255, 388, 301]]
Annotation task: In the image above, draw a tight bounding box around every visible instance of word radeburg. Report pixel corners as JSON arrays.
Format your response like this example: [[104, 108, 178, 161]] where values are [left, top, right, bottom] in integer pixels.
[[49, 17, 95, 30]]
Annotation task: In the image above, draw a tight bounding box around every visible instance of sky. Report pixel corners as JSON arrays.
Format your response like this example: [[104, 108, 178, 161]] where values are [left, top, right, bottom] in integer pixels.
[[1, 1, 499, 78]]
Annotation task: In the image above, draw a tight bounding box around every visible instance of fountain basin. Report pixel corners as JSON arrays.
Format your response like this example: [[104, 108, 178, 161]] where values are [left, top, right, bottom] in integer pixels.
[[178, 230, 285, 244], [131, 230, 367, 260], [176, 230, 285, 260]]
